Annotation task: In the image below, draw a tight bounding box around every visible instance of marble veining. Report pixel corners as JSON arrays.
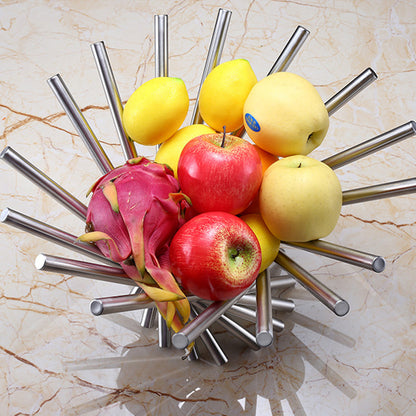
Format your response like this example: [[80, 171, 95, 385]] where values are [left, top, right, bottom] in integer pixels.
[[0, 0, 415, 415]]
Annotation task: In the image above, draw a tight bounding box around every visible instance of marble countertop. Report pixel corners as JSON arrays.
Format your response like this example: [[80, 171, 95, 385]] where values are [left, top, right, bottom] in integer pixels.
[[1, 1, 415, 415]]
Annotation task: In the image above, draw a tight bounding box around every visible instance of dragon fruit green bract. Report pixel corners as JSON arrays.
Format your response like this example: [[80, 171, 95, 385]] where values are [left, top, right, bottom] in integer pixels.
[[78, 156, 191, 331]]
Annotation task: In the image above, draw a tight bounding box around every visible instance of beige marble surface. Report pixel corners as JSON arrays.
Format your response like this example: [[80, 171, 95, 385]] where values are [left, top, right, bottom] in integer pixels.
[[1, 0, 415, 415]]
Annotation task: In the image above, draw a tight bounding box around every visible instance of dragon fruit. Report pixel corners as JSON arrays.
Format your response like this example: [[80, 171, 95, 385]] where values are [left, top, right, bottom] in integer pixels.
[[78, 156, 191, 331]]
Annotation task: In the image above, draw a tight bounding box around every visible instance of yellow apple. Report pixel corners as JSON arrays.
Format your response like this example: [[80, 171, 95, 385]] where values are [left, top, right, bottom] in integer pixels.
[[243, 72, 329, 157], [259, 155, 342, 242], [240, 213, 280, 272], [155, 124, 215, 177]]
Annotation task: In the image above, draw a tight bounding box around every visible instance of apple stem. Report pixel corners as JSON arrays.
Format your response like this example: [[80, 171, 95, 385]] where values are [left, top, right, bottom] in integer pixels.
[[298, 162, 302, 168], [221, 126, 226, 148]]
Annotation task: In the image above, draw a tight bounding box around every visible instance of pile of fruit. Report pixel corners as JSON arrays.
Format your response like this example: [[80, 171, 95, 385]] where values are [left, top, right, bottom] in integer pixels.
[[79, 58, 342, 332]]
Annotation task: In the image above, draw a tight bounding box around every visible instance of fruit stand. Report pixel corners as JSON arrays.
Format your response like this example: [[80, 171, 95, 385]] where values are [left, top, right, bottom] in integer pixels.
[[0, 1, 415, 415]]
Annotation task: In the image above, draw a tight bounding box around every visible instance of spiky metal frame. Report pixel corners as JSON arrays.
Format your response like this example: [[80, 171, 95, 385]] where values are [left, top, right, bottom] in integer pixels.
[[1, 9, 415, 365]]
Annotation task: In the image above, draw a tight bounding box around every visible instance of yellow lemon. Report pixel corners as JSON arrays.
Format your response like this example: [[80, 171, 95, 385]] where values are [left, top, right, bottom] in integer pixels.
[[240, 213, 280, 272], [122, 77, 189, 146], [243, 72, 329, 157], [199, 59, 257, 132], [155, 124, 215, 177]]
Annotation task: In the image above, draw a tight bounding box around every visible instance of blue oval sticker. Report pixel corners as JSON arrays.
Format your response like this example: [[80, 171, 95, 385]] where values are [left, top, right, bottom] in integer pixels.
[[245, 113, 260, 132]]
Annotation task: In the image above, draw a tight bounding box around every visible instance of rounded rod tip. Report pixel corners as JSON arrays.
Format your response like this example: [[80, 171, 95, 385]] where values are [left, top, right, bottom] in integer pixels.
[[0, 207, 10, 222], [256, 331, 274, 347], [334, 299, 350, 317], [35, 254, 47, 270], [90, 300, 104, 316], [172, 332, 190, 350], [373, 256, 386, 273]]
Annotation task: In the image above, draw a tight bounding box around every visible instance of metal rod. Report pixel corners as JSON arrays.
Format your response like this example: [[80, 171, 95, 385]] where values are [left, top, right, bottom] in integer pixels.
[[322, 121, 416, 169], [91, 293, 199, 315], [237, 294, 295, 313], [0, 146, 88, 220], [284, 239, 385, 273], [0, 207, 118, 267], [191, 8, 232, 124], [187, 344, 199, 361], [255, 270, 273, 346], [325, 68, 377, 116], [47, 73, 114, 174], [343, 178, 416, 205], [90, 293, 152, 315], [268, 26, 310, 74], [193, 302, 260, 351], [158, 312, 170, 348], [226, 304, 285, 333], [190, 305, 228, 366], [154, 14, 169, 77], [35, 253, 137, 286], [172, 285, 250, 349], [88, 285, 295, 316], [275, 252, 349, 316], [269, 276, 296, 291], [91, 41, 137, 160], [140, 307, 156, 328]]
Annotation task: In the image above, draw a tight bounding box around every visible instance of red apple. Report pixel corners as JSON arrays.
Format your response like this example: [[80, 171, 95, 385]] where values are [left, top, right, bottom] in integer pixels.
[[169, 211, 261, 301], [177, 132, 262, 215]]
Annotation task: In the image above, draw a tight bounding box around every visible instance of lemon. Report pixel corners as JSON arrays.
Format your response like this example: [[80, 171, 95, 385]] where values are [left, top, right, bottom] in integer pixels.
[[155, 124, 215, 178], [199, 59, 257, 132], [122, 77, 189, 146], [240, 213, 280, 273]]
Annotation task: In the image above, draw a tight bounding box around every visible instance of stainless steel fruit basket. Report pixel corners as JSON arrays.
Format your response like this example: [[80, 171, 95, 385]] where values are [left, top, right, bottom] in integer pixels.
[[1, 9, 415, 366]]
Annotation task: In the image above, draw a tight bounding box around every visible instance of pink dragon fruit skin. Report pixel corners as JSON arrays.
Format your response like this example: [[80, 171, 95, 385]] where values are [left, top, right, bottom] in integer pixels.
[[79, 157, 191, 328]]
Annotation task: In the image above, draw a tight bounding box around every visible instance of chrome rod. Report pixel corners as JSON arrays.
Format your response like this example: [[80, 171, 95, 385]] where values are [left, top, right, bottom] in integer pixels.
[[226, 304, 285, 333], [322, 121, 416, 169], [275, 252, 349, 316], [90, 293, 152, 315], [88, 289, 292, 315], [35, 253, 136, 286], [268, 26, 310, 74], [140, 307, 157, 328], [172, 285, 250, 349], [191, 8, 232, 124], [237, 294, 295, 312], [325, 68, 377, 116], [158, 312, 170, 348], [193, 302, 260, 351], [190, 306, 228, 366], [343, 178, 416, 205], [91, 41, 137, 160], [0, 146, 88, 220], [255, 270, 273, 346], [154, 14, 169, 77], [47, 73, 114, 174], [284, 239, 385, 273], [0, 207, 118, 267], [91, 293, 198, 315], [269, 276, 296, 291]]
